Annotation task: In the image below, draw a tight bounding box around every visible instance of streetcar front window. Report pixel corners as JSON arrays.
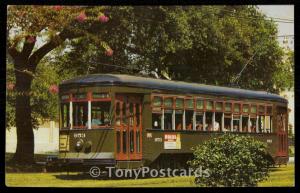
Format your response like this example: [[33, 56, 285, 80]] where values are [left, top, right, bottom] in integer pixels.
[[91, 101, 111, 128], [73, 102, 88, 129], [61, 103, 70, 129]]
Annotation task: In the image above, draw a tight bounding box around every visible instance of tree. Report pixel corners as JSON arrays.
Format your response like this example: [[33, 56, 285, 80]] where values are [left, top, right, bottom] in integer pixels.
[[7, 5, 112, 164], [188, 134, 273, 187], [6, 59, 70, 130], [55, 6, 292, 93]]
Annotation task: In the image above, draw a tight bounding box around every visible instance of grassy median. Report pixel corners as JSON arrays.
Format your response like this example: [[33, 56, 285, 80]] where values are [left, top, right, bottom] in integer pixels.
[[5, 163, 294, 187]]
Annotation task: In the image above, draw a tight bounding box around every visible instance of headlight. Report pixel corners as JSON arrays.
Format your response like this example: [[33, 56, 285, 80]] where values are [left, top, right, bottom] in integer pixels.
[[75, 139, 84, 152]]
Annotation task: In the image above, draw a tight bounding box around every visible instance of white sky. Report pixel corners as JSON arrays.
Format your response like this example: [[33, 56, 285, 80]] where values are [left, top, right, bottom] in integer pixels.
[[257, 5, 294, 49]]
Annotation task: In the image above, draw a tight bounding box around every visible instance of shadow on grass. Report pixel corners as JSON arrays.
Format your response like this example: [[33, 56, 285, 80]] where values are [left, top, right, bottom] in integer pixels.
[[53, 172, 178, 181]]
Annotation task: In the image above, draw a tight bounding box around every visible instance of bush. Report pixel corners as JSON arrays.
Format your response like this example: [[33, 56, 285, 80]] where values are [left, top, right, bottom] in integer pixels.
[[188, 134, 272, 187]]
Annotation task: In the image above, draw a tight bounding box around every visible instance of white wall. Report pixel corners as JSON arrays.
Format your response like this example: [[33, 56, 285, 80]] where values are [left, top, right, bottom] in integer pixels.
[[6, 121, 59, 154], [280, 89, 295, 134]]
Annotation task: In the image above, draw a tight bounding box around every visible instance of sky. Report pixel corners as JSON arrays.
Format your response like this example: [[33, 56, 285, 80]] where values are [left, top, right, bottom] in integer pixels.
[[257, 5, 294, 50]]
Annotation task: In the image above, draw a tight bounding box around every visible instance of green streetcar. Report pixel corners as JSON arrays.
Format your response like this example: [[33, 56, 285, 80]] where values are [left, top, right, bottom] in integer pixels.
[[48, 74, 289, 171]]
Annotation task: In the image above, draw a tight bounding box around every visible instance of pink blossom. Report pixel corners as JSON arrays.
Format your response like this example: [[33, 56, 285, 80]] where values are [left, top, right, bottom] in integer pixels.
[[49, 84, 59, 94], [76, 12, 87, 23], [26, 36, 36, 44], [6, 82, 15, 91], [98, 15, 109, 23], [105, 48, 113, 56], [53, 6, 63, 11]]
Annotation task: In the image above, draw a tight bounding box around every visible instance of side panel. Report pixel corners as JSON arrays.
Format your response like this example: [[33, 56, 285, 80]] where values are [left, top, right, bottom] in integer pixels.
[[142, 130, 279, 165], [59, 129, 115, 160]]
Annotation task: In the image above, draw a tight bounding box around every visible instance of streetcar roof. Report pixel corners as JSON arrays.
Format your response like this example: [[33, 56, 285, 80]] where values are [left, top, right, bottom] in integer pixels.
[[60, 74, 287, 103]]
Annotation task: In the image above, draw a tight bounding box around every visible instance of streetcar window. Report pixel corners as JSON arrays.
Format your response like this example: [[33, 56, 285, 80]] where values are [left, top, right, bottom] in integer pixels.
[[185, 99, 194, 109], [185, 110, 194, 130], [152, 113, 162, 129], [251, 105, 257, 114], [282, 114, 286, 131], [122, 102, 127, 124], [116, 130, 121, 153], [250, 117, 257, 133], [136, 130, 140, 153], [206, 112, 213, 131], [242, 116, 248, 132], [214, 112, 222, 132], [195, 112, 204, 131], [122, 130, 127, 153], [225, 102, 232, 112], [224, 114, 231, 132], [259, 105, 265, 114], [243, 104, 249, 114], [175, 98, 184, 108], [232, 116, 240, 132], [61, 103, 70, 128], [196, 99, 204, 110], [72, 102, 88, 129], [206, 101, 213, 111], [61, 94, 70, 100], [130, 130, 134, 153], [136, 104, 140, 126], [265, 115, 272, 133], [164, 110, 173, 130], [152, 96, 162, 107], [92, 92, 109, 99], [164, 98, 173, 108], [216, 102, 223, 111], [91, 101, 111, 127], [277, 112, 286, 132], [175, 110, 183, 130], [258, 115, 265, 132], [74, 93, 86, 100], [266, 106, 273, 115], [234, 103, 240, 114], [115, 102, 121, 126], [129, 103, 134, 126]]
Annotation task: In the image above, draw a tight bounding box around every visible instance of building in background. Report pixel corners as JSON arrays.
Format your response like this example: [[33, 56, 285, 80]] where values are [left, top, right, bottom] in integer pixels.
[[280, 88, 295, 135], [6, 120, 59, 154]]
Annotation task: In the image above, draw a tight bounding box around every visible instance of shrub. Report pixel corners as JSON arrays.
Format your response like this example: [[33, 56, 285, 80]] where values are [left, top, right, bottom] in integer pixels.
[[188, 134, 272, 187]]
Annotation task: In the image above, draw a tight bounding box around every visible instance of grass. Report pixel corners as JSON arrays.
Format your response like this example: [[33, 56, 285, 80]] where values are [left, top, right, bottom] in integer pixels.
[[258, 164, 295, 187], [5, 164, 294, 187]]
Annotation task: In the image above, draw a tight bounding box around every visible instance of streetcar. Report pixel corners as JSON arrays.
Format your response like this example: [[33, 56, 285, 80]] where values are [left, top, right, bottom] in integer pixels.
[[51, 74, 289, 171]]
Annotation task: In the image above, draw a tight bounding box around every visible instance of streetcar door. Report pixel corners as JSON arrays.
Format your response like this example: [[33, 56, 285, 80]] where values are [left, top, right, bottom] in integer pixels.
[[115, 94, 142, 160], [277, 110, 288, 157]]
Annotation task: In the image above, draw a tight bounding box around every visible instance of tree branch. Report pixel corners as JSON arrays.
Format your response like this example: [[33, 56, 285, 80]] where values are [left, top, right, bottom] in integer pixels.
[[8, 47, 20, 60], [21, 37, 36, 59], [28, 26, 84, 70]]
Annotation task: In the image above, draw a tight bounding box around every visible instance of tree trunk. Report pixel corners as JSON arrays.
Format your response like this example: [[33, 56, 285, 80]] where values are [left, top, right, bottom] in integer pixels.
[[10, 59, 35, 165]]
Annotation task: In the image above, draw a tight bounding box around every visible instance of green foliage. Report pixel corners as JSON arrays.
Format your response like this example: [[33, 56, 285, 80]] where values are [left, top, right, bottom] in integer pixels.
[[53, 5, 293, 93], [188, 134, 272, 187], [6, 60, 64, 129]]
